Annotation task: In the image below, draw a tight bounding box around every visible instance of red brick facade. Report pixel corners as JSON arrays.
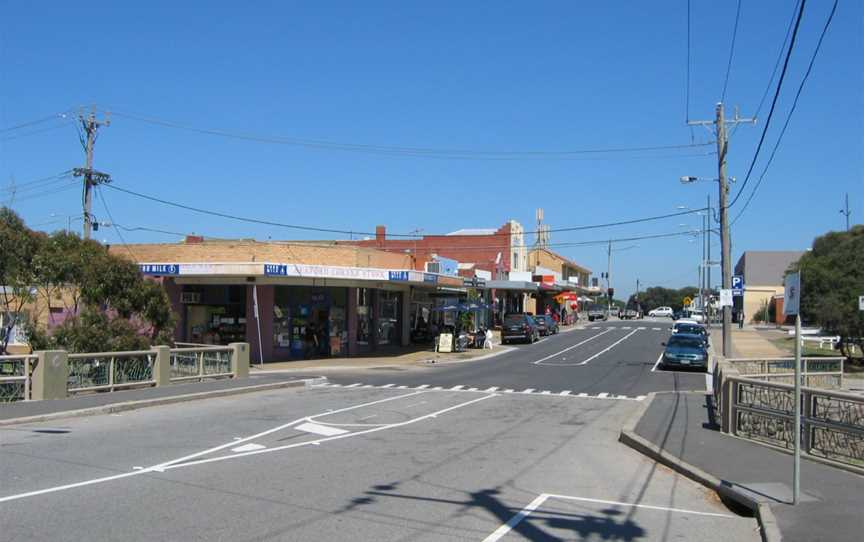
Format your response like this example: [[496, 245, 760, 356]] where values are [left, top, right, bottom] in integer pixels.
[[343, 223, 515, 276]]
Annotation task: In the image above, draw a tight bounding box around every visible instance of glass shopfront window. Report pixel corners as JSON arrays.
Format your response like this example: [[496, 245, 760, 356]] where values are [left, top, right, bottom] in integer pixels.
[[378, 291, 401, 345], [272, 286, 348, 359]]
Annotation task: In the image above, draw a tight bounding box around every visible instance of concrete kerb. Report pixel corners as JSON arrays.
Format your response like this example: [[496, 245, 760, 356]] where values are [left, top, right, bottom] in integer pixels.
[[0, 377, 326, 428], [618, 391, 782, 542]]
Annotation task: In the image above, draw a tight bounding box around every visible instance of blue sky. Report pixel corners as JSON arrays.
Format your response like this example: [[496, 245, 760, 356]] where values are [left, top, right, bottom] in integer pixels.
[[1, 1, 861, 298]]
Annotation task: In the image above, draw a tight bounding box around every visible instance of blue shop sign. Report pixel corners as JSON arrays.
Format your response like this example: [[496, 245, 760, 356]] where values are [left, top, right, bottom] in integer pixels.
[[389, 271, 410, 281], [423, 273, 438, 284], [264, 264, 289, 276], [140, 264, 180, 275]]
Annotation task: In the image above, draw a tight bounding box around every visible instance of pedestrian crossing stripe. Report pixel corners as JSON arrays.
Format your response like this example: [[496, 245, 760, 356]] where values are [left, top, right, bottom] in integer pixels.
[[316, 382, 645, 401]]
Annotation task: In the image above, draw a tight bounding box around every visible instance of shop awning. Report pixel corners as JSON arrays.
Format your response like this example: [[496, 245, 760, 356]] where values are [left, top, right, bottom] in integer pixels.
[[485, 280, 538, 292]]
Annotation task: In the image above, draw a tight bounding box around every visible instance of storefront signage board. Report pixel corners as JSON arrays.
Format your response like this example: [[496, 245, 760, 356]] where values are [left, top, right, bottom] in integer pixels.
[[264, 263, 389, 281], [389, 271, 409, 281], [140, 264, 180, 275]]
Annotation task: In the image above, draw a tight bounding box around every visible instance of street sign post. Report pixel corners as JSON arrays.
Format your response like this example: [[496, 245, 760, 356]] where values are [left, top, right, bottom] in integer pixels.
[[784, 271, 802, 505]]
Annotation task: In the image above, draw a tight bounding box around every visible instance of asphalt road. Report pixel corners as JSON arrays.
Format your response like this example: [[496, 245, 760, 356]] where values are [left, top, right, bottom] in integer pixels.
[[0, 384, 757, 541], [316, 319, 710, 399]]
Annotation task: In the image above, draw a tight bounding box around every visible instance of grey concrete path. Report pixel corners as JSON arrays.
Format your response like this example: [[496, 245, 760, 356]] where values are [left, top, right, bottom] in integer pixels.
[[0, 373, 312, 423], [634, 391, 864, 542]]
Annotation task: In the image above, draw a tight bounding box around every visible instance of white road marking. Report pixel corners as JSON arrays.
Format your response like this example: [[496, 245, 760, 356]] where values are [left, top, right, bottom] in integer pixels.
[[522, 388, 535, 394], [578, 393, 588, 397], [396, 385, 408, 389], [358, 414, 378, 421], [450, 385, 464, 390], [485, 387, 499, 392], [230, 443, 266, 453], [575, 328, 641, 366], [380, 384, 395, 388], [540, 391, 551, 395], [504, 389, 515, 393], [651, 352, 664, 372], [597, 393, 609, 398], [403, 401, 427, 409], [0, 390, 427, 504], [296, 422, 350, 437], [482, 494, 547, 542], [483, 492, 737, 541], [416, 384, 430, 389], [162, 394, 497, 471], [636, 395, 647, 401], [467, 387, 479, 392], [533, 328, 613, 365], [329, 383, 343, 387], [652, 327, 662, 331], [705, 373, 713, 392], [345, 383, 362, 388], [559, 390, 571, 396], [637, 326, 646, 330], [432, 386, 443, 390], [622, 326, 632, 330]]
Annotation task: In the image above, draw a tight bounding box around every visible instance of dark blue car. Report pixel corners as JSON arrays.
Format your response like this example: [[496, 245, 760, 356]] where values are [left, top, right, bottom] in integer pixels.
[[661, 333, 709, 371]]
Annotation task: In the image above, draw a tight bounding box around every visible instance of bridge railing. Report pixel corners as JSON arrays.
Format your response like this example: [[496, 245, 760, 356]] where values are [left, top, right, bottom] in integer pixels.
[[714, 358, 864, 470], [0, 354, 38, 402], [0, 343, 249, 403]]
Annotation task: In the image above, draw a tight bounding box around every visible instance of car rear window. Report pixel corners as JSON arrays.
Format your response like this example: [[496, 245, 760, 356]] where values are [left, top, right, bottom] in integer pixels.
[[669, 337, 704, 349], [504, 315, 525, 325]]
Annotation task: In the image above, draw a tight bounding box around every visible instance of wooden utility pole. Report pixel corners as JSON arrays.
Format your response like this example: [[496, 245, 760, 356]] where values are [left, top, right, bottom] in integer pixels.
[[76, 108, 111, 239], [688, 103, 755, 356]]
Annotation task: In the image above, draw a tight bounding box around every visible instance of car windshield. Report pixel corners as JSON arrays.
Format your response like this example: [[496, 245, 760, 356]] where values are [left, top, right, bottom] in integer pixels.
[[668, 337, 704, 349]]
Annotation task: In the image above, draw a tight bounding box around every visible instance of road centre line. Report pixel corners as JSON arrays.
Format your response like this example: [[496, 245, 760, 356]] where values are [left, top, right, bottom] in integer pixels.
[[532, 328, 614, 365], [483, 492, 737, 541], [0, 390, 425, 504]]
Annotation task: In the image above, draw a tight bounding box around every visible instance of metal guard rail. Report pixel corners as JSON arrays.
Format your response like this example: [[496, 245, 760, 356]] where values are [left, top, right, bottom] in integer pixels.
[[0, 354, 38, 402], [67, 350, 156, 393], [169, 346, 233, 383], [724, 374, 864, 468]]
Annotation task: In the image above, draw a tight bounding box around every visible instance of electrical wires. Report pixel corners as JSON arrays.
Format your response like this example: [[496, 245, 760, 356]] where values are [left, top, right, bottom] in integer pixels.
[[720, 0, 742, 103], [732, 0, 838, 225], [108, 110, 713, 161], [103, 183, 708, 239], [727, 0, 807, 209]]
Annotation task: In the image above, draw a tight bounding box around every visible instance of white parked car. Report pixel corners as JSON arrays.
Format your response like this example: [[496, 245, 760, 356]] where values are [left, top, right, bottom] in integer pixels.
[[648, 306, 674, 318]]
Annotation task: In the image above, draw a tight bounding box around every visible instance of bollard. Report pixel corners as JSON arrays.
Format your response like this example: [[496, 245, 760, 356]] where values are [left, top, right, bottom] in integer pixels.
[[230, 342, 250, 379], [153, 346, 171, 386], [31, 350, 68, 400]]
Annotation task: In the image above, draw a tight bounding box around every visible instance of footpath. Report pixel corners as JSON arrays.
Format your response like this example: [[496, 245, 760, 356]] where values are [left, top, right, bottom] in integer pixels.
[[621, 325, 864, 542]]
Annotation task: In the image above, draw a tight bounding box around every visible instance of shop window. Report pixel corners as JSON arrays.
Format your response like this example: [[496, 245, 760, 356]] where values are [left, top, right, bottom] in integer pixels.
[[273, 286, 292, 348], [357, 288, 371, 345], [378, 291, 401, 345]]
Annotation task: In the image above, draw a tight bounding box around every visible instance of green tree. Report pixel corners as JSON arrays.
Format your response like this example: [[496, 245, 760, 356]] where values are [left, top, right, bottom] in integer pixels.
[[794, 225, 864, 360], [2, 207, 176, 353], [0, 208, 42, 353], [628, 286, 699, 312]]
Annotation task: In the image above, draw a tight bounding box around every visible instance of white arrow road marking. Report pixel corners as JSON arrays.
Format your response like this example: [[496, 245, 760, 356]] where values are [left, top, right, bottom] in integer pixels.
[[296, 422, 349, 437], [231, 443, 267, 453]]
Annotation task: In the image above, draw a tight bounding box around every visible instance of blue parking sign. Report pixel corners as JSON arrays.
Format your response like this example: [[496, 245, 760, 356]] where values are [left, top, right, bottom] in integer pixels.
[[732, 275, 744, 296]]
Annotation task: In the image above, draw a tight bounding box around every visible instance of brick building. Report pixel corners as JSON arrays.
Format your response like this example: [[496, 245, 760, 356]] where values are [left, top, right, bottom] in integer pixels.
[[342, 221, 528, 278]]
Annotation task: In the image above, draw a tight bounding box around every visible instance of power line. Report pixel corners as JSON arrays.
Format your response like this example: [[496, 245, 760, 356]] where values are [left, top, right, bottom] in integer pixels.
[[1, 182, 80, 206], [728, 0, 807, 209], [733, 0, 838, 225], [754, 0, 803, 121], [0, 120, 76, 142], [0, 171, 73, 194], [0, 110, 73, 134], [103, 182, 708, 239], [686, 0, 692, 123], [96, 187, 138, 262], [108, 110, 713, 160], [720, 0, 742, 103]]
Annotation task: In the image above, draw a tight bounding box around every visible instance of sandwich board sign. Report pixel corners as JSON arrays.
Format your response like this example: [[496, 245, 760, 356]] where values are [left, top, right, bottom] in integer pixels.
[[784, 272, 801, 316]]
